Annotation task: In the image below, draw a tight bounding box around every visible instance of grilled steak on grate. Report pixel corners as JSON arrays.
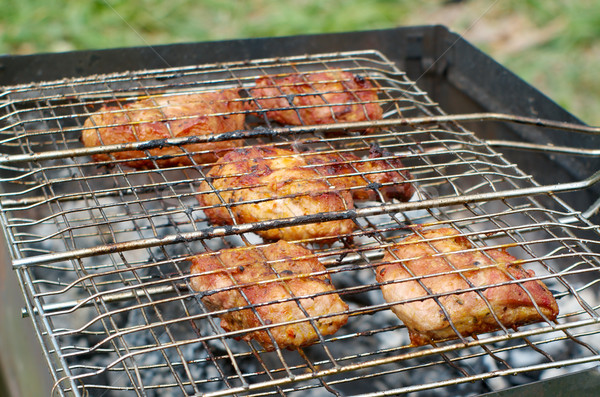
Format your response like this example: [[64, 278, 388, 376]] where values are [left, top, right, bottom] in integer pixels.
[[197, 146, 357, 243], [82, 89, 245, 168], [376, 227, 559, 346], [189, 240, 349, 351], [197, 145, 414, 242], [248, 70, 383, 129]]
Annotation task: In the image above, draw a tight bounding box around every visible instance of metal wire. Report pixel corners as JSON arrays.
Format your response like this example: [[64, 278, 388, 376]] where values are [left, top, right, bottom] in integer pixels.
[[1, 50, 599, 396]]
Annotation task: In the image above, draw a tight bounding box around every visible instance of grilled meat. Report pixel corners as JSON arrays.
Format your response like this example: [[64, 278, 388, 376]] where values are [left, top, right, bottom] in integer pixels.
[[197, 146, 356, 243], [82, 89, 245, 169], [376, 228, 559, 346], [189, 240, 349, 351], [248, 70, 383, 128], [305, 145, 415, 202]]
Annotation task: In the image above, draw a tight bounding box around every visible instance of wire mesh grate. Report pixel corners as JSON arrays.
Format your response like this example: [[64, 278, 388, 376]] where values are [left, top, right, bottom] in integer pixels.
[[1, 50, 599, 396]]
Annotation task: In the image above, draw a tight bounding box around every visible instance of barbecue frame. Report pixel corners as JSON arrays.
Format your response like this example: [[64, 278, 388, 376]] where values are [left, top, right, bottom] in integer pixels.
[[1, 26, 599, 397]]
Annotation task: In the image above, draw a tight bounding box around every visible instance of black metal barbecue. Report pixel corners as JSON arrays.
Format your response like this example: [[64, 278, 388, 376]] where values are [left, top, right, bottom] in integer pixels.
[[0, 26, 599, 396]]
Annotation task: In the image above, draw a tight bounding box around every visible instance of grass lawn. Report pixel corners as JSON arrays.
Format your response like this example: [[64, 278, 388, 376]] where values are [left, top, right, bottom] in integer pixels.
[[1, 0, 598, 125]]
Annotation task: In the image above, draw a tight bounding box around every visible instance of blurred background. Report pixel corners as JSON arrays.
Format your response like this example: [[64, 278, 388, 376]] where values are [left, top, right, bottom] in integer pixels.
[[2, 0, 599, 125], [0, 1, 598, 395]]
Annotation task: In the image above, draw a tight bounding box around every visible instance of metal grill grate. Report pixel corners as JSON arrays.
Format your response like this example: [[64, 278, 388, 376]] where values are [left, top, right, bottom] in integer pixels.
[[0, 50, 599, 396]]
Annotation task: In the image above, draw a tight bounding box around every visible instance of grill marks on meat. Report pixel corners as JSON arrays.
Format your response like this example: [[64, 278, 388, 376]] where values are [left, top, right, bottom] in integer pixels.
[[197, 146, 356, 243], [196, 146, 414, 242], [189, 240, 348, 351], [376, 228, 559, 346], [81, 89, 245, 169], [248, 71, 383, 128], [305, 145, 415, 202]]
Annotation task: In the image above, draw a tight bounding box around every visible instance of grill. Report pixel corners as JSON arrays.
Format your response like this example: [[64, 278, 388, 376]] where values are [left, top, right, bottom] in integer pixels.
[[1, 27, 599, 396]]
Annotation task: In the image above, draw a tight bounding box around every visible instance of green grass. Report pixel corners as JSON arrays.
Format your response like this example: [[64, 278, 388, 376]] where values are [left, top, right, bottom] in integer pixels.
[[1, 0, 598, 125], [490, 0, 600, 124], [1, 0, 416, 53]]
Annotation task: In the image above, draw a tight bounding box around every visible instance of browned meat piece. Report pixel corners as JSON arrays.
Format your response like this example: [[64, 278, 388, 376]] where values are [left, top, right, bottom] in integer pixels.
[[376, 228, 559, 346], [305, 145, 415, 202], [189, 240, 349, 351], [248, 70, 383, 128], [82, 89, 245, 169], [197, 146, 356, 243]]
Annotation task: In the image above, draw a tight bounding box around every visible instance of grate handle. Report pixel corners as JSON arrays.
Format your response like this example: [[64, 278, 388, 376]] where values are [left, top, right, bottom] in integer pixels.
[[1, 113, 598, 165]]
